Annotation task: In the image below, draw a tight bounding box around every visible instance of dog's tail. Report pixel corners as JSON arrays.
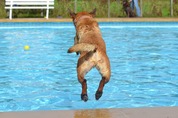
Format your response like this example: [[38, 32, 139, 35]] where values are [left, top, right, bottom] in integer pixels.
[[67, 43, 96, 53]]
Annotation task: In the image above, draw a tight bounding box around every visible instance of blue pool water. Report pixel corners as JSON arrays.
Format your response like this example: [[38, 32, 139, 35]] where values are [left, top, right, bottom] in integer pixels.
[[0, 22, 178, 111]]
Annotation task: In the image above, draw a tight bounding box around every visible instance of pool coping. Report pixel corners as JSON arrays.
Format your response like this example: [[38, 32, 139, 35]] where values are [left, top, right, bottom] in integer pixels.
[[1, 107, 178, 118], [0, 18, 178, 22]]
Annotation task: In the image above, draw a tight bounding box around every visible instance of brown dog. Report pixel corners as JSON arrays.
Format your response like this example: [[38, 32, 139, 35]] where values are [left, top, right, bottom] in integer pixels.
[[67, 9, 111, 102], [123, 0, 135, 17]]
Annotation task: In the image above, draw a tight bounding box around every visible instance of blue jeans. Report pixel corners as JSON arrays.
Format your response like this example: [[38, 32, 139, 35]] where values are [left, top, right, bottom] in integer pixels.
[[130, 0, 141, 17]]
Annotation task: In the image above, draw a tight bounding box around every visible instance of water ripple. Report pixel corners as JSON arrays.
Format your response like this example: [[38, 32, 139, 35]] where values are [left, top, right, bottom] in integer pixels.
[[1, 22, 178, 111]]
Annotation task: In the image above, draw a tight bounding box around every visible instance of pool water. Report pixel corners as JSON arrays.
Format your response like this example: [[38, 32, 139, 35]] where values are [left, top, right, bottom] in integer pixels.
[[0, 22, 178, 111]]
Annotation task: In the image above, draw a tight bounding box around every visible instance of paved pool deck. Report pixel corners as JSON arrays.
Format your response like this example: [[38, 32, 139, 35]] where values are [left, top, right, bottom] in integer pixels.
[[0, 17, 178, 117], [1, 107, 178, 118]]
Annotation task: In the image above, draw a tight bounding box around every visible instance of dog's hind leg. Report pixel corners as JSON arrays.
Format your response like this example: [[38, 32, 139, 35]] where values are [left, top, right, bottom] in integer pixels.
[[95, 76, 109, 100], [78, 75, 88, 102], [77, 54, 95, 102], [95, 55, 111, 100]]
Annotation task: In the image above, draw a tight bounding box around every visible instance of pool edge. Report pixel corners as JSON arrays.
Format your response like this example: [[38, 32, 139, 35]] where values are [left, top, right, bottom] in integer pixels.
[[0, 18, 178, 22], [1, 107, 178, 118]]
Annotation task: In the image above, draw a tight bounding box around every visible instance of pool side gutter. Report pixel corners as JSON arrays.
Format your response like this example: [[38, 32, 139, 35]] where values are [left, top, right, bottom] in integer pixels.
[[1, 107, 178, 118], [0, 18, 178, 22]]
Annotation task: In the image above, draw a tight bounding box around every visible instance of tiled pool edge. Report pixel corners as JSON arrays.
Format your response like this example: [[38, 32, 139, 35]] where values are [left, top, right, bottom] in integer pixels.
[[1, 107, 178, 118], [0, 18, 178, 22]]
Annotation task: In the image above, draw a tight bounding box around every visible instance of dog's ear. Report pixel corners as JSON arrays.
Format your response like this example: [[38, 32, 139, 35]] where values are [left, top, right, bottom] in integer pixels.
[[89, 8, 96, 17], [68, 9, 76, 19]]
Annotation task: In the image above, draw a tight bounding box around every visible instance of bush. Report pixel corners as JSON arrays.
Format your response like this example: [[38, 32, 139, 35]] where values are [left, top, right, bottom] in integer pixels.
[[0, 0, 177, 18], [0, 1, 6, 18]]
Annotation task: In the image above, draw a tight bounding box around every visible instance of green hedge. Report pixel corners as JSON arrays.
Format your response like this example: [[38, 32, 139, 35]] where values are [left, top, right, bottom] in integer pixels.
[[0, 0, 178, 18], [0, 1, 6, 18]]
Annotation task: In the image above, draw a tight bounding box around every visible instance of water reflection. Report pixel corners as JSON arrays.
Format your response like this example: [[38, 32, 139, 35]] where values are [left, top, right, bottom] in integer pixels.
[[74, 109, 111, 118]]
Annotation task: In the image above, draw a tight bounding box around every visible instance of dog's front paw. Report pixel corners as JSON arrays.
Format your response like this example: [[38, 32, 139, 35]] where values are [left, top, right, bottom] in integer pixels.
[[67, 48, 72, 53], [81, 94, 88, 102], [95, 91, 103, 100]]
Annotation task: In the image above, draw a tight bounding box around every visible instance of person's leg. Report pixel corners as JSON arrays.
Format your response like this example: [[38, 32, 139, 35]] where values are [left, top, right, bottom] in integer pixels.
[[130, 0, 134, 10], [133, 0, 141, 17]]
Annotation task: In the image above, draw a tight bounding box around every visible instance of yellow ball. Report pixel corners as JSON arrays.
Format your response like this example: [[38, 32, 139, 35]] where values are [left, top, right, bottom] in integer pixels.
[[24, 45, 30, 50]]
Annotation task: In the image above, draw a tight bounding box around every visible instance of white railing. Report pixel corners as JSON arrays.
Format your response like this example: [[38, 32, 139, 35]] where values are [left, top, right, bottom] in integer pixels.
[[5, 0, 54, 19]]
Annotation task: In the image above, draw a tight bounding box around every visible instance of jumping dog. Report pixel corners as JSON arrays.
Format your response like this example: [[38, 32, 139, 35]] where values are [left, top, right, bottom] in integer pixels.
[[68, 9, 111, 102]]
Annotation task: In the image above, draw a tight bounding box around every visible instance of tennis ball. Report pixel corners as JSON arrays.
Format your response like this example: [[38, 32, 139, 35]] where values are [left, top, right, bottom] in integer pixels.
[[24, 45, 30, 51]]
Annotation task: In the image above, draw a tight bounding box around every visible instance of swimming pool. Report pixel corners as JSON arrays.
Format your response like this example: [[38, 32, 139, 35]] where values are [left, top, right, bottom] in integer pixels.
[[0, 22, 178, 111]]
